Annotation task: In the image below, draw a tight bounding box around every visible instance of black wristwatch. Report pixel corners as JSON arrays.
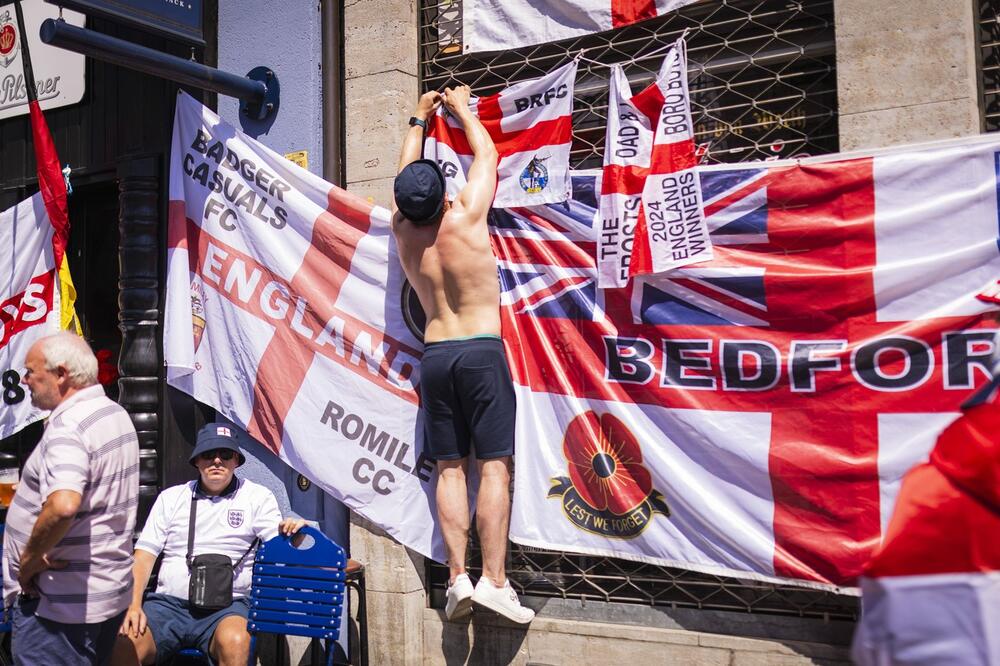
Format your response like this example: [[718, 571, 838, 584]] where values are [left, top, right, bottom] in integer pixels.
[[409, 116, 428, 131]]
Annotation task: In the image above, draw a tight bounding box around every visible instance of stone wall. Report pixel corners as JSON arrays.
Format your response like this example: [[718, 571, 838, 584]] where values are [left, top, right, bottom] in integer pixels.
[[344, 1, 427, 664], [835, 0, 982, 150], [423, 610, 850, 666]]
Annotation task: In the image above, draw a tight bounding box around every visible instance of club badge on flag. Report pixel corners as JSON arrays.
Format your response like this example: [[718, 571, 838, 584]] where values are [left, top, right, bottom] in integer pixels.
[[424, 60, 576, 208], [164, 92, 443, 561], [464, 0, 702, 53]]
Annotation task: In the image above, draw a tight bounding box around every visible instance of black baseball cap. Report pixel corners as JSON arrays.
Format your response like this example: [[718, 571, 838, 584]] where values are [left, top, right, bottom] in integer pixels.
[[189, 423, 246, 467], [394, 159, 446, 225]]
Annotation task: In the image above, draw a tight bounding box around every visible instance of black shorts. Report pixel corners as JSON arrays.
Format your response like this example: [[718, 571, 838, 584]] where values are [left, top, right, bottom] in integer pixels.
[[420, 336, 516, 461]]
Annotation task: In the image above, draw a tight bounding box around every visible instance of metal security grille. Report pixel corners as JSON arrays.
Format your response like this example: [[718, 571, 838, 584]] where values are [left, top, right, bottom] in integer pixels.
[[420, 0, 839, 166], [419, 0, 855, 624], [980, 0, 1000, 130]]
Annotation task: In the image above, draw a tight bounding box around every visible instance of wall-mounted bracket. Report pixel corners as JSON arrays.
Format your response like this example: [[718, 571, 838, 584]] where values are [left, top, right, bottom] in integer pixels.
[[240, 66, 279, 122], [39, 18, 279, 122]]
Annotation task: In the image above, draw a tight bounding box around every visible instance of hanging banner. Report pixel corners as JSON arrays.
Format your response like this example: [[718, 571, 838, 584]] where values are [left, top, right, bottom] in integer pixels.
[[631, 39, 711, 276], [464, 0, 702, 53], [0, 193, 63, 440], [597, 53, 676, 288], [16, 0, 82, 335], [164, 92, 442, 560], [502, 135, 1000, 588], [424, 60, 576, 208], [166, 89, 1000, 585]]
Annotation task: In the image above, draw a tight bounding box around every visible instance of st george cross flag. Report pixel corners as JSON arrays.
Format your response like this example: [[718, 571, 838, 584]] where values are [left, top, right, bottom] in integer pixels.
[[424, 60, 576, 208], [164, 92, 443, 560], [0, 193, 64, 439], [503, 134, 1000, 588], [631, 39, 711, 277], [599, 51, 696, 288], [464, 0, 702, 53]]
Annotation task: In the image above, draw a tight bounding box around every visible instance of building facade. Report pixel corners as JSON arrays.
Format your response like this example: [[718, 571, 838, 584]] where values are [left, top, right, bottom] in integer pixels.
[[345, 0, 984, 664], [0, 0, 989, 664]]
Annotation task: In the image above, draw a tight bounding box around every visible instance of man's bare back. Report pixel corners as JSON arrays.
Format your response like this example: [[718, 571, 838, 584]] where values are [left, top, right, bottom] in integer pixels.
[[391, 86, 501, 343], [393, 201, 501, 343]]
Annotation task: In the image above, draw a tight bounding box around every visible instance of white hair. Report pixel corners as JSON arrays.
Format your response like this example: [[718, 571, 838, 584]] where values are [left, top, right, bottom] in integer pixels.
[[38, 332, 99, 388]]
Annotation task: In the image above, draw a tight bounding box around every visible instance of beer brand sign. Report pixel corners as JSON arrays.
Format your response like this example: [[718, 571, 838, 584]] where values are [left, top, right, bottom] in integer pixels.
[[0, 3, 85, 121]]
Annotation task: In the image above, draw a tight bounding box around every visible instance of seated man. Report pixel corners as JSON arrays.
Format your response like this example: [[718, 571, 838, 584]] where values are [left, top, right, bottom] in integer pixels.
[[112, 424, 305, 666]]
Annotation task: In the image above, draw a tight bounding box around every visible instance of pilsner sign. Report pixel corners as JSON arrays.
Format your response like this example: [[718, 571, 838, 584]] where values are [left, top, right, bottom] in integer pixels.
[[44, 0, 204, 44], [0, 2, 85, 121]]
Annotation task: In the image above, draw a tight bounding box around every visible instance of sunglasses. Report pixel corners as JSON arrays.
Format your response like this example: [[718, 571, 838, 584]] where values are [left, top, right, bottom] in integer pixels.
[[198, 449, 236, 462]]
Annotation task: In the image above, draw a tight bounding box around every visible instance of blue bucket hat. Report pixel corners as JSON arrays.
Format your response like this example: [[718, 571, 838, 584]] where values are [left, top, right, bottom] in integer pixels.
[[189, 423, 246, 467], [394, 159, 446, 225]]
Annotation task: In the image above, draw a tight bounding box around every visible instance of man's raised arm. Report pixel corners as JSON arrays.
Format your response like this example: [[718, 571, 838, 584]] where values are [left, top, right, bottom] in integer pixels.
[[397, 91, 443, 176], [443, 85, 498, 219]]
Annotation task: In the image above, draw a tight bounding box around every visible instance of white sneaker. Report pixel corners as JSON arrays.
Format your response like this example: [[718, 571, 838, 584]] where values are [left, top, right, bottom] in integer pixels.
[[445, 573, 474, 620], [472, 577, 535, 624]]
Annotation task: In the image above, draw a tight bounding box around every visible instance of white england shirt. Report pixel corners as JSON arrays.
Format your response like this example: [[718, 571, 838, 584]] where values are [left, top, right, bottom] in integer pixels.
[[135, 477, 283, 599]]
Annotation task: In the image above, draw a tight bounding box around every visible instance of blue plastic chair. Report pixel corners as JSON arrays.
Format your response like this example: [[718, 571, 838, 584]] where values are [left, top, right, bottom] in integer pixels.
[[247, 525, 347, 666]]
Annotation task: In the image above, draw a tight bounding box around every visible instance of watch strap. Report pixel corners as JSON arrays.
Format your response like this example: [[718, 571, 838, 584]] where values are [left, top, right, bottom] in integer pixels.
[[409, 116, 428, 130]]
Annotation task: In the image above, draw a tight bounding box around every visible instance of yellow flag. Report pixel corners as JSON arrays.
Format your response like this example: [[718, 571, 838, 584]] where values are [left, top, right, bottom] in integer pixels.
[[58, 258, 82, 335]]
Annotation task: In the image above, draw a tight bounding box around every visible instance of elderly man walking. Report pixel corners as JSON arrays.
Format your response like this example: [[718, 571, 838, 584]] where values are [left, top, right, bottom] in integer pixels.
[[3, 332, 139, 666]]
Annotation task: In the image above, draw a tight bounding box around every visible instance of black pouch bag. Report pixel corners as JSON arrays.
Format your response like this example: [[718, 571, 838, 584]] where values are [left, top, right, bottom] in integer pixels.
[[188, 553, 235, 611], [186, 486, 258, 612]]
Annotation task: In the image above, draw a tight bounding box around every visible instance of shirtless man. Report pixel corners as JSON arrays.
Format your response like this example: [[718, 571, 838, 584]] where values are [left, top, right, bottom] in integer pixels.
[[392, 86, 534, 624]]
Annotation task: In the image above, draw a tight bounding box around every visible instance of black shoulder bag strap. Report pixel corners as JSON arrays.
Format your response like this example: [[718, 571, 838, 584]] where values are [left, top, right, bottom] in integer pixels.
[[186, 483, 259, 571], [186, 484, 199, 570]]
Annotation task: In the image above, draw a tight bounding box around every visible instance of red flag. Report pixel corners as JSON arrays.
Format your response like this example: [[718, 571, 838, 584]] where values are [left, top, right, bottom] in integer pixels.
[[14, 0, 78, 333], [852, 398, 1000, 664]]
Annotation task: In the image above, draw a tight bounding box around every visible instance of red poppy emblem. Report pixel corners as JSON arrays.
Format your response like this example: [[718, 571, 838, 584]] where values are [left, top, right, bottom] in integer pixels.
[[562, 411, 652, 516]]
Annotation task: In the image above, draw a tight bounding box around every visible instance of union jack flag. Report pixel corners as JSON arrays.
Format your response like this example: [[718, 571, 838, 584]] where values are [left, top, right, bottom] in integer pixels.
[[492, 169, 771, 327], [491, 174, 602, 321], [634, 167, 769, 327]]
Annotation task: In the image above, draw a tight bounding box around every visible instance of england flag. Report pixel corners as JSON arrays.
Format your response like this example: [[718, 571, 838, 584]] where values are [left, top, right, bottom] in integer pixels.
[[504, 135, 1000, 588], [424, 60, 576, 208], [631, 38, 711, 277], [464, 0, 702, 53]]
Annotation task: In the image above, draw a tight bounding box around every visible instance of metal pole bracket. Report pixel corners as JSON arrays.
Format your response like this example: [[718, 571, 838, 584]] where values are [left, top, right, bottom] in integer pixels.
[[241, 66, 279, 122]]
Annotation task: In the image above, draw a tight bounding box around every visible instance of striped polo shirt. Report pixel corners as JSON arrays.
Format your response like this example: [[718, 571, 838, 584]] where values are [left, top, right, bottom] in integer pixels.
[[2, 384, 139, 624]]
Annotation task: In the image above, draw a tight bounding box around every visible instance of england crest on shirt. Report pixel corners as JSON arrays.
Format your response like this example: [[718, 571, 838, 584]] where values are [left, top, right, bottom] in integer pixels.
[[227, 509, 244, 528]]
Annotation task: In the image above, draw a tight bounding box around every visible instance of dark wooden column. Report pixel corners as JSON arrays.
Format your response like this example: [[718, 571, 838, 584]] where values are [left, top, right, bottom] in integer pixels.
[[117, 155, 162, 520]]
